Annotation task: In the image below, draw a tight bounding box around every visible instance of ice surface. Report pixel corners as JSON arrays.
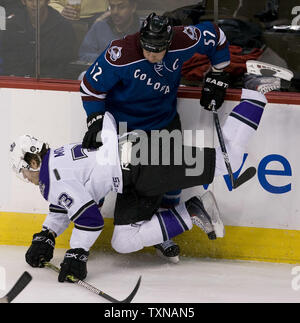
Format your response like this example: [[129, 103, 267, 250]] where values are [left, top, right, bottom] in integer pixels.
[[0, 245, 299, 303]]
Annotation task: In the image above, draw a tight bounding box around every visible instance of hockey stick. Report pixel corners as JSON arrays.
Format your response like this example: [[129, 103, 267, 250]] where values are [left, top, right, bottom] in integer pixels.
[[0, 271, 32, 303], [44, 262, 141, 303], [210, 100, 256, 189]]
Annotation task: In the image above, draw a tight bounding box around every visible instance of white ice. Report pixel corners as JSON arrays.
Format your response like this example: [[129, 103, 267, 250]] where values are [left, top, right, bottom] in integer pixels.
[[0, 245, 300, 303]]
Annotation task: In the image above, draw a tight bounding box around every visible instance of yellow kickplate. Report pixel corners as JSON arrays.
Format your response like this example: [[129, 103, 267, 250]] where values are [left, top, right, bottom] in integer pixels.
[[1, 212, 300, 264]]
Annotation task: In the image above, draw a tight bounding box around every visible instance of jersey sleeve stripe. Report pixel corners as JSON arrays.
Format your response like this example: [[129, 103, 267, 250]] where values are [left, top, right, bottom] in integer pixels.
[[218, 28, 227, 45], [70, 200, 95, 222], [80, 76, 107, 99], [216, 40, 229, 52], [81, 95, 104, 102], [74, 223, 104, 231], [213, 60, 231, 70], [70, 200, 105, 230], [211, 23, 228, 51], [212, 23, 221, 41], [49, 204, 68, 214]]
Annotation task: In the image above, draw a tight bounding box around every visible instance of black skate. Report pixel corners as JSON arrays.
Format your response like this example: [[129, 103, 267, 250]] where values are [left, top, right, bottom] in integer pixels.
[[186, 196, 216, 240], [244, 74, 282, 94], [244, 60, 293, 94], [186, 191, 225, 240], [154, 239, 180, 264]]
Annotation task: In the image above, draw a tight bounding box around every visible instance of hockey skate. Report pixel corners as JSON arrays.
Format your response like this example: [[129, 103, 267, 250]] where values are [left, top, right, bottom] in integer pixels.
[[154, 239, 180, 264], [186, 191, 225, 240], [244, 60, 294, 94]]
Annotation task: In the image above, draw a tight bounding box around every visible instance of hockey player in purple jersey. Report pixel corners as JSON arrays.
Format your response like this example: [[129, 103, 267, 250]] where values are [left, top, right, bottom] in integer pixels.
[[80, 12, 231, 258], [10, 63, 291, 282]]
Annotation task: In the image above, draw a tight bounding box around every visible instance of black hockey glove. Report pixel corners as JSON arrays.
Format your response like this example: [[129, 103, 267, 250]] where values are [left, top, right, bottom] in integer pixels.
[[82, 112, 104, 149], [200, 71, 230, 111], [58, 248, 89, 283], [25, 229, 55, 267]]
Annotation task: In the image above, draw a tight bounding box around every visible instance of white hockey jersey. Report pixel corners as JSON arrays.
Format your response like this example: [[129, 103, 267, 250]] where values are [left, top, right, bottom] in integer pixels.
[[40, 113, 122, 250]]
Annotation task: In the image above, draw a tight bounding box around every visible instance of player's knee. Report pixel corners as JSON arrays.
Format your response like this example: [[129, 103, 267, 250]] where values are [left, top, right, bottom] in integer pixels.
[[111, 225, 143, 253], [111, 235, 131, 253]]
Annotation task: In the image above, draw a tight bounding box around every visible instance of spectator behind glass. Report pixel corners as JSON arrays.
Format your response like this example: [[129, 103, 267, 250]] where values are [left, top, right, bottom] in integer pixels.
[[136, 0, 199, 14], [1, 0, 76, 78], [0, 0, 24, 17], [49, 0, 108, 26], [78, 0, 140, 64]]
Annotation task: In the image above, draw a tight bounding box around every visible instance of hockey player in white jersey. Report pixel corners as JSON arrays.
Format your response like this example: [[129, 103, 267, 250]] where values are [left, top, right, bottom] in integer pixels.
[[10, 63, 292, 282]]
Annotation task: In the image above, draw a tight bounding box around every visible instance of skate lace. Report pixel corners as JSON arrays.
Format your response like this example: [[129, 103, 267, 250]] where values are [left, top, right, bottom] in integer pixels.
[[159, 240, 176, 250], [191, 214, 214, 234], [259, 84, 280, 94]]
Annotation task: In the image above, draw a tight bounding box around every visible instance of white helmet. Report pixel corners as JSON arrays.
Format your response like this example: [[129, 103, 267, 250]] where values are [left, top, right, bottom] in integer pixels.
[[10, 135, 45, 181]]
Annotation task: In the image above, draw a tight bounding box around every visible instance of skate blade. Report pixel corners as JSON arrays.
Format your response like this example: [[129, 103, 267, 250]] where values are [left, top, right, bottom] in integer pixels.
[[246, 60, 294, 81], [201, 191, 225, 238]]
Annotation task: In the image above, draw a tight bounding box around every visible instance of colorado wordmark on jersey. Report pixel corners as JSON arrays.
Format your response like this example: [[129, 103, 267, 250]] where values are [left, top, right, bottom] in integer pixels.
[[40, 113, 122, 250], [80, 22, 230, 131]]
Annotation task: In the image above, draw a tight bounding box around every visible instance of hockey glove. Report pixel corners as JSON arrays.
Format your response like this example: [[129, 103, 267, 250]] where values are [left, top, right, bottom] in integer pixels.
[[200, 71, 230, 111], [25, 229, 55, 267], [58, 248, 89, 283], [82, 112, 104, 149]]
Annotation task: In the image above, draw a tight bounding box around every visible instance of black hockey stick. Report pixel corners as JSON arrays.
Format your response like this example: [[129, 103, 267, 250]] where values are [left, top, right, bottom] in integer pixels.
[[0, 271, 32, 303], [44, 262, 141, 303], [210, 100, 256, 189]]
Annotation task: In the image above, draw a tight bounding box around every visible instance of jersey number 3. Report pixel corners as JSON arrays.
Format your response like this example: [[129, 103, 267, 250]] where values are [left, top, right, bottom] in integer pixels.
[[58, 193, 74, 209]]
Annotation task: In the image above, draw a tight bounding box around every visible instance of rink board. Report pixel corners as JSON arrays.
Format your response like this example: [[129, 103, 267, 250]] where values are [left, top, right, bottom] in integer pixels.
[[1, 211, 300, 264], [0, 85, 300, 263]]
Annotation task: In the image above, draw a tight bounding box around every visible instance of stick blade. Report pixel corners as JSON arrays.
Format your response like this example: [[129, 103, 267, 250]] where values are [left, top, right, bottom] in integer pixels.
[[233, 167, 257, 189], [2, 271, 32, 303], [120, 276, 142, 303]]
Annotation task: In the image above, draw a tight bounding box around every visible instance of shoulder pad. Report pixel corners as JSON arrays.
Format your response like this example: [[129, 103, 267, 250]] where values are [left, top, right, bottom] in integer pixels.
[[105, 33, 145, 66], [169, 26, 201, 51]]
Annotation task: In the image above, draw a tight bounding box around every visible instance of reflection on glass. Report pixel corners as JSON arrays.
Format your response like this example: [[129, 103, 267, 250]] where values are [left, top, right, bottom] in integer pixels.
[[0, 0, 298, 92], [78, 0, 141, 64], [49, 0, 108, 23], [1, 0, 76, 78]]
